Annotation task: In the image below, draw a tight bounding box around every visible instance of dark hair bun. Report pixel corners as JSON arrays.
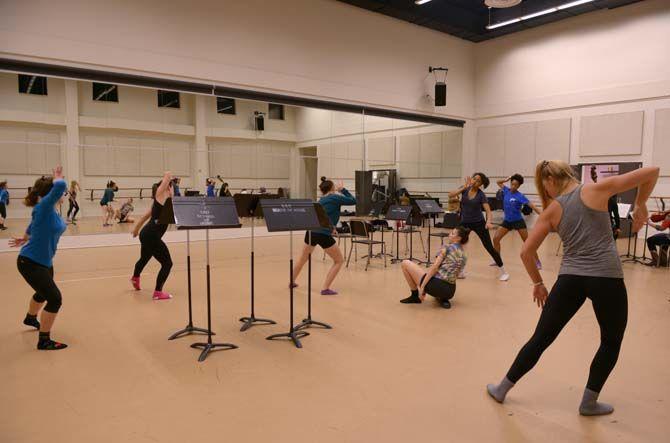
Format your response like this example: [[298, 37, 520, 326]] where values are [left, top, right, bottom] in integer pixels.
[[320, 176, 327, 182]]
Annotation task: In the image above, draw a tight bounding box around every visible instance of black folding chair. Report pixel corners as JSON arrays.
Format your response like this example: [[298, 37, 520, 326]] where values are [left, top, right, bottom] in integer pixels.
[[431, 212, 460, 246], [346, 219, 387, 271]]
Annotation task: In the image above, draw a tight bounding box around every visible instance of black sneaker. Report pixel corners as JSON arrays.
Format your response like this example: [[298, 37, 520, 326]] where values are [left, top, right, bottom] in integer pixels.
[[440, 300, 452, 309], [37, 339, 68, 350], [400, 295, 421, 304]]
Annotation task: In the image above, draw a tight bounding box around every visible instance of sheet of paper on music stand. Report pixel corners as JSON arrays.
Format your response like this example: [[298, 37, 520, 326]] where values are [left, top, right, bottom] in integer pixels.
[[618, 203, 631, 219], [171, 196, 241, 229]]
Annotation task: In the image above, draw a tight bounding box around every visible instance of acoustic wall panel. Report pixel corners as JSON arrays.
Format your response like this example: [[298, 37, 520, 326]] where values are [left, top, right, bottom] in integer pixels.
[[442, 130, 463, 178], [367, 136, 394, 162], [476, 126, 505, 176], [652, 109, 670, 175], [398, 134, 420, 163], [503, 123, 536, 176], [580, 111, 643, 156], [331, 141, 348, 159], [419, 132, 442, 164], [535, 118, 571, 165]]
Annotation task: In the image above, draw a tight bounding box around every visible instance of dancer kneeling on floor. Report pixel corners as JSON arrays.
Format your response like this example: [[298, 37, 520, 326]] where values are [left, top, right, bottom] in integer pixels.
[[290, 177, 356, 295], [400, 226, 469, 309], [486, 160, 659, 416], [10, 166, 68, 350], [130, 172, 175, 300]]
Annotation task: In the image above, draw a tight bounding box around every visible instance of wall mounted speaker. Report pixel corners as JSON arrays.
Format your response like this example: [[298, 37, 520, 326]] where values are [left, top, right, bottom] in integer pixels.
[[435, 82, 446, 107]]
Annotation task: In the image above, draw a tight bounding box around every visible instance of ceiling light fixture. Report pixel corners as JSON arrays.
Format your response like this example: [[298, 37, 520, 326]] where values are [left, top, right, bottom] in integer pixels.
[[486, 0, 595, 30], [415, 0, 433, 5]]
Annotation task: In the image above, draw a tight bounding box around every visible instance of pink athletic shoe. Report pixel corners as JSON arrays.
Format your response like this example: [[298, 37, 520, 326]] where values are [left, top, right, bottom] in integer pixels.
[[152, 290, 172, 301], [130, 276, 141, 290], [320, 289, 338, 296]]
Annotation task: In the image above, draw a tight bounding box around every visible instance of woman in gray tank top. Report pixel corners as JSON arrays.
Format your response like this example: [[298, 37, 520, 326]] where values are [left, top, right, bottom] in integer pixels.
[[487, 160, 659, 416]]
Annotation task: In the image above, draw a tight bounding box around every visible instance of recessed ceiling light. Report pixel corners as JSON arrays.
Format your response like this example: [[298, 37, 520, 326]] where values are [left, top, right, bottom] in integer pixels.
[[415, 0, 433, 4]]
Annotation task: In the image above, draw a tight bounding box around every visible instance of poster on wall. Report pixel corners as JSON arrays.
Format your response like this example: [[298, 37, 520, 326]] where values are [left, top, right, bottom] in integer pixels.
[[581, 164, 620, 184]]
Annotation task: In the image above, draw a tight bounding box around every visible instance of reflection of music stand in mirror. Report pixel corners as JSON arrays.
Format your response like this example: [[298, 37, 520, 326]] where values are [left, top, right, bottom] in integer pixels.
[[295, 203, 333, 332], [171, 197, 242, 362], [261, 199, 321, 349], [160, 198, 211, 341], [385, 205, 412, 264], [415, 199, 444, 266], [234, 194, 276, 332], [185, 190, 200, 197]]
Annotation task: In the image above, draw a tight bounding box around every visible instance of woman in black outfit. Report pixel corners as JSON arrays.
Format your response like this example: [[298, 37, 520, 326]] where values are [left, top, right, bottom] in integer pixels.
[[448, 173, 509, 281], [130, 171, 174, 301]]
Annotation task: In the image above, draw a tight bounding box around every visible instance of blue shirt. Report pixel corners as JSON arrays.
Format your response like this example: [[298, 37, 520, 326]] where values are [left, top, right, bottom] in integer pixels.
[[502, 186, 529, 223], [460, 187, 487, 224], [20, 179, 67, 267], [173, 185, 181, 197], [0, 188, 8, 205], [313, 189, 356, 236], [100, 187, 115, 205], [206, 185, 215, 197]]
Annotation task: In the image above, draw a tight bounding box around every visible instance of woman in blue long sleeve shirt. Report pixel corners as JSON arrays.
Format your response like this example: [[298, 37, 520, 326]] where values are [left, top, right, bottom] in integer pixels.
[[290, 177, 356, 295], [10, 166, 68, 350]]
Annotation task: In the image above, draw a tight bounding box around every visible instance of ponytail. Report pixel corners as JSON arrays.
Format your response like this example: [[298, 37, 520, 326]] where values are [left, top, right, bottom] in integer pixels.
[[24, 176, 54, 207]]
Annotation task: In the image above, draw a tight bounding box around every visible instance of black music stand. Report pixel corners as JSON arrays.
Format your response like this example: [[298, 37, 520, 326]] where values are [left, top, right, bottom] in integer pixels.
[[160, 198, 211, 341], [262, 199, 320, 348], [172, 197, 241, 362], [295, 204, 333, 332], [415, 199, 444, 267], [234, 194, 276, 332], [386, 205, 412, 264]]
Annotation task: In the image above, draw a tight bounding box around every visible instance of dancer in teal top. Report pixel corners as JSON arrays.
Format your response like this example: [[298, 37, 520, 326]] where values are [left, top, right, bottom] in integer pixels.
[[0, 180, 9, 230], [290, 177, 356, 295], [10, 166, 69, 350]]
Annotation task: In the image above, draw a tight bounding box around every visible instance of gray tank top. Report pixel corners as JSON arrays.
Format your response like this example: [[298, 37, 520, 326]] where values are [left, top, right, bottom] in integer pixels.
[[555, 185, 623, 278]]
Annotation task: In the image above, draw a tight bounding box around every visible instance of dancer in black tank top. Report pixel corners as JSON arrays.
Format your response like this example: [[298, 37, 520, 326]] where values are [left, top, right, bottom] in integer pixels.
[[130, 172, 174, 300]]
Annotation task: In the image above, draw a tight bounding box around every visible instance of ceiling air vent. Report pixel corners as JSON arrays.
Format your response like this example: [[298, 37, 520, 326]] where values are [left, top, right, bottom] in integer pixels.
[[485, 0, 522, 7]]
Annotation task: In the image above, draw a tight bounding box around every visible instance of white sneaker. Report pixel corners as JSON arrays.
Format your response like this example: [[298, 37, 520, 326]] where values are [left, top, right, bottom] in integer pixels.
[[458, 270, 466, 279], [489, 261, 498, 267], [499, 272, 510, 282]]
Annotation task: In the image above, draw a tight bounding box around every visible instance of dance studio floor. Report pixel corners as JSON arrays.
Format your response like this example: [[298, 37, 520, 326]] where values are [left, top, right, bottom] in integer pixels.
[[1, 228, 668, 443]]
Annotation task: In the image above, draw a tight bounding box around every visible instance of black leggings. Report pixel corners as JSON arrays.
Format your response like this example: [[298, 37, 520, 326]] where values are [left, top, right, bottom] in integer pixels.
[[461, 220, 503, 267], [17, 256, 63, 313], [506, 275, 627, 393], [133, 225, 172, 291], [647, 233, 670, 253], [67, 199, 79, 220]]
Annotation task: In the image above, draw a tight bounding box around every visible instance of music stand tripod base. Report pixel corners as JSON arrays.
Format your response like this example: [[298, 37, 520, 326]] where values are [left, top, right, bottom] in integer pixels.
[[239, 316, 276, 332], [190, 342, 238, 363], [169, 325, 212, 340]]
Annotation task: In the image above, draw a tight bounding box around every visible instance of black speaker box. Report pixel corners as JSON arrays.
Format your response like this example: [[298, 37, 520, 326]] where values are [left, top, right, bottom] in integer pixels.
[[255, 115, 264, 131], [435, 82, 446, 107]]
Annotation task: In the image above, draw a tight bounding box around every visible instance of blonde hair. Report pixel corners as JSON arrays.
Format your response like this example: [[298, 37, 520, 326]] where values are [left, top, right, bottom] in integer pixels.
[[535, 160, 578, 208]]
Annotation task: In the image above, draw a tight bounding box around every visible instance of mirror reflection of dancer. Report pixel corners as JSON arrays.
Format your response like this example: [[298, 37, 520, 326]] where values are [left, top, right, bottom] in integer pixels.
[[493, 174, 542, 269], [130, 172, 174, 300], [449, 173, 509, 281], [66, 180, 80, 225], [100, 180, 118, 227], [10, 166, 68, 350], [0, 180, 9, 230], [115, 198, 135, 223], [399, 226, 469, 309], [487, 161, 659, 416], [290, 177, 356, 295], [206, 178, 216, 197]]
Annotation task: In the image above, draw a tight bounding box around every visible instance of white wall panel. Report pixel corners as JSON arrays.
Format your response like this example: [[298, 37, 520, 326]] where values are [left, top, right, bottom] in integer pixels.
[[580, 111, 644, 156], [535, 118, 571, 165], [442, 130, 463, 178], [503, 123, 536, 176], [398, 134, 420, 163], [419, 132, 442, 164], [367, 136, 394, 161], [653, 109, 670, 175], [476, 126, 504, 176]]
